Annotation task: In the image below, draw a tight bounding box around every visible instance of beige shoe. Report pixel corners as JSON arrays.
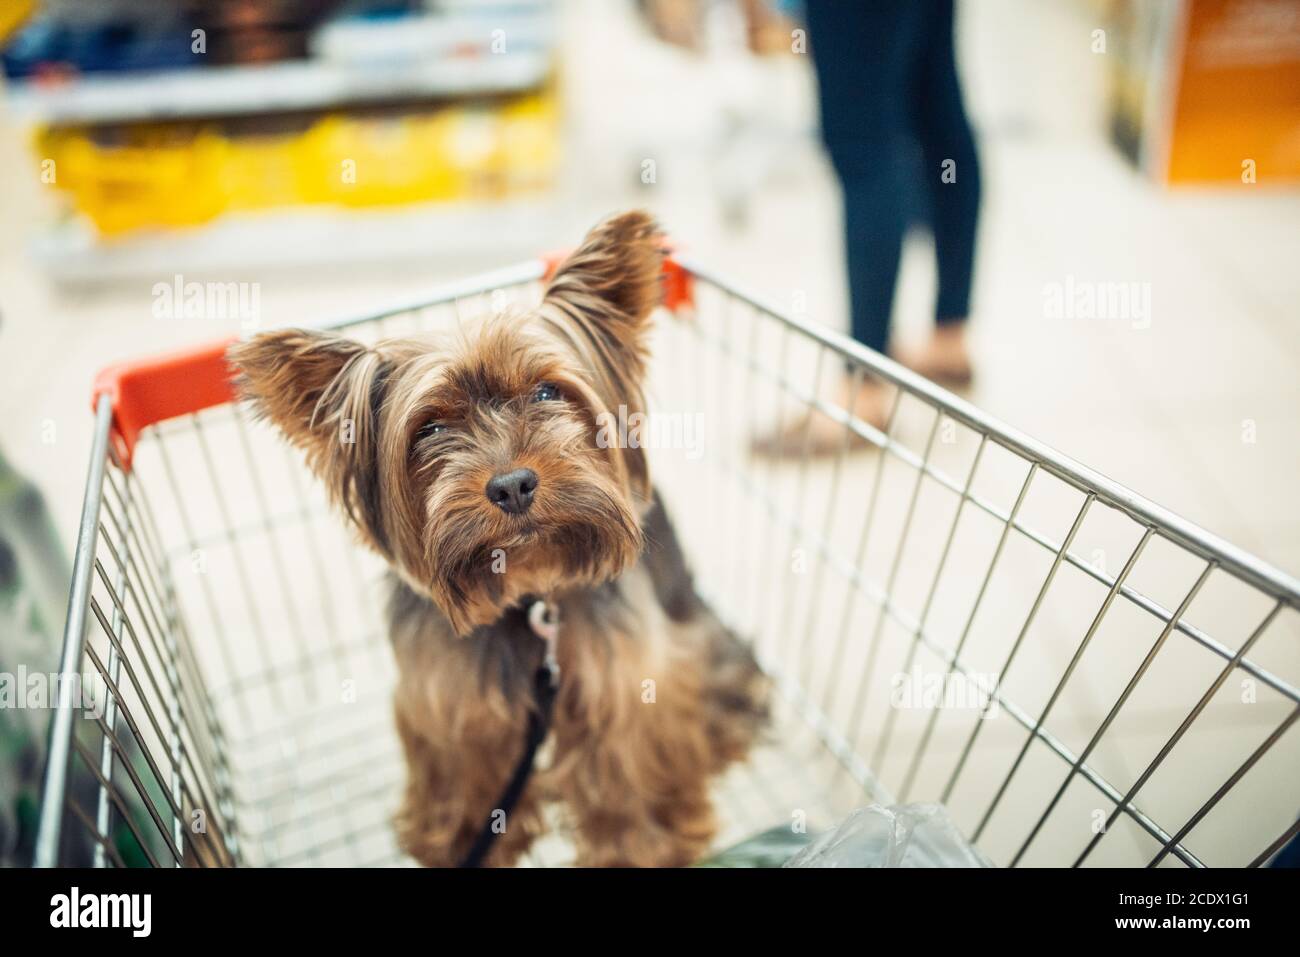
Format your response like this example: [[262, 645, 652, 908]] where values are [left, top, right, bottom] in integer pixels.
[[750, 377, 891, 460], [893, 324, 973, 388]]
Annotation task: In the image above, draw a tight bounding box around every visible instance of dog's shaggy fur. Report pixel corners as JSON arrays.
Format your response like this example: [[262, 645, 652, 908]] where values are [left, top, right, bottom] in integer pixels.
[[230, 211, 769, 866]]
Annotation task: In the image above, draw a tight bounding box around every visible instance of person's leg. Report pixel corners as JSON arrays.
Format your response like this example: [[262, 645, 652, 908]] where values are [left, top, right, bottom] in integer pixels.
[[836, 158, 904, 356], [916, 0, 980, 325], [898, 0, 981, 384], [804, 0, 922, 357], [751, 2, 924, 456]]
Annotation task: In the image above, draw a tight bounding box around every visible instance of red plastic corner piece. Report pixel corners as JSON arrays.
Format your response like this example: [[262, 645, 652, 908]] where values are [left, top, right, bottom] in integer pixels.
[[659, 257, 694, 313], [92, 335, 240, 470], [539, 249, 569, 283], [539, 250, 695, 313]]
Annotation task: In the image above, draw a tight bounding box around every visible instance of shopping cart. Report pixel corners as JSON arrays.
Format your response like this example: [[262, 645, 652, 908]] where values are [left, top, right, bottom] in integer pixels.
[[34, 254, 1300, 868]]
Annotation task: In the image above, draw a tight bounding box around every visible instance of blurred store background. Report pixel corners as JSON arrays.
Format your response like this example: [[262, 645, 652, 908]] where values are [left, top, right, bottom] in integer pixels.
[[0, 0, 1298, 863]]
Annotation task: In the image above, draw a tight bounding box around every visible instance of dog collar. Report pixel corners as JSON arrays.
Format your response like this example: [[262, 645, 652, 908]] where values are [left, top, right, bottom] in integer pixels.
[[459, 598, 561, 868], [527, 599, 561, 688]]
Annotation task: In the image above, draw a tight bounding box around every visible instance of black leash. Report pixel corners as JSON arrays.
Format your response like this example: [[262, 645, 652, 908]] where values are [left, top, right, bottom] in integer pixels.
[[459, 599, 560, 868]]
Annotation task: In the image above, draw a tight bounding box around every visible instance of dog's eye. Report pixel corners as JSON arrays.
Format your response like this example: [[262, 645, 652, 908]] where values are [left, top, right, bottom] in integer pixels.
[[410, 421, 447, 455], [532, 382, 560, 403]]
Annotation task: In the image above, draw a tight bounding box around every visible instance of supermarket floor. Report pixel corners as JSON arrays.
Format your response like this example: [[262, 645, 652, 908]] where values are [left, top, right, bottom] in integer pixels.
[[1, 0, 1297, 866]]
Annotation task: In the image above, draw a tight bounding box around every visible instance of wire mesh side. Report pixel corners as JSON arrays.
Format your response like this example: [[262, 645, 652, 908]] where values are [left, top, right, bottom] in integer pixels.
[[660, 266, 1300, 868], [37, 396, 239, 867]]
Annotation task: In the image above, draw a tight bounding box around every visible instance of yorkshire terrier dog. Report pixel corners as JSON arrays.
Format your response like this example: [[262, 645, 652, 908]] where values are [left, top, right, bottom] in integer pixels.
[[230, 211, 769, 866]]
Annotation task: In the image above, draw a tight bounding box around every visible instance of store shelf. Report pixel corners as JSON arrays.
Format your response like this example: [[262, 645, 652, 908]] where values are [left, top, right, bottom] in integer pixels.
[[29, 199, 565, 285], [4, 51, 553, 126]]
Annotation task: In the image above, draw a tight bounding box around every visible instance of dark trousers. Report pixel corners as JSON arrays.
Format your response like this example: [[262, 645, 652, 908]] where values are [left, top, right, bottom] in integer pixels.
[[805, 0, 981, 354]]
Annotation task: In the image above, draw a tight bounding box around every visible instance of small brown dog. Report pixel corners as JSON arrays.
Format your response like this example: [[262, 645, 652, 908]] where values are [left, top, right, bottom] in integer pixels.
[[230, 211, 769, 866]]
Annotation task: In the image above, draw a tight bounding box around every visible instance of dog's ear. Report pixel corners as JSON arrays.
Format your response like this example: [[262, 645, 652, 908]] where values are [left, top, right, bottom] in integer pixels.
[[228, 329, 393, 553], [542, 210, 664, 377]]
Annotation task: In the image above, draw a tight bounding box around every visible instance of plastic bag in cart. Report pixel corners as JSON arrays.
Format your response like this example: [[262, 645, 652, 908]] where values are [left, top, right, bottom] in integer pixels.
[[784, 804, 993, 868]]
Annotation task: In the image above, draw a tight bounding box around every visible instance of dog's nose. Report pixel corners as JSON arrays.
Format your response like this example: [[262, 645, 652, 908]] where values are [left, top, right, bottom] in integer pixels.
[[486, 468, 538, 515]]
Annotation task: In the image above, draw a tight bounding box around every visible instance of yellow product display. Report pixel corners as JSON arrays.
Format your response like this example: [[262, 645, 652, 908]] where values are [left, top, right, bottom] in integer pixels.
[[39, 126, 227, 236], [300, 93, 559, 206], [212, 131, 309, 211], [301, 110, 469, 206], [497, 94, 559, 193], [36, 91, 559, 235]]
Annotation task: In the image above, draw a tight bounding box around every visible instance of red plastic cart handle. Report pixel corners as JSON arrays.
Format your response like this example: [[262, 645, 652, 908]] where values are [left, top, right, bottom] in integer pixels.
[[92, 256, 695, 470], [92, 335, 238, 470]]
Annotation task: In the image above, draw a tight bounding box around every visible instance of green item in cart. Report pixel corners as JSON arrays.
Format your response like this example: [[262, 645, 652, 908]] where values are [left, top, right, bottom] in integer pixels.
[[694, 825, 815, 868], [0, 449, 69, 865]]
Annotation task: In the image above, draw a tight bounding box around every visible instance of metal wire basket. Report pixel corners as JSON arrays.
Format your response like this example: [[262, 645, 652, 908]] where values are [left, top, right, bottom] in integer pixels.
[[35, 255, 1300, 868]]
